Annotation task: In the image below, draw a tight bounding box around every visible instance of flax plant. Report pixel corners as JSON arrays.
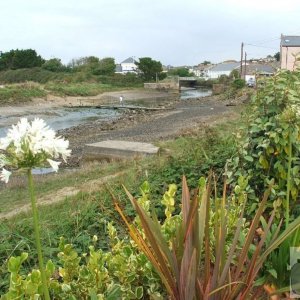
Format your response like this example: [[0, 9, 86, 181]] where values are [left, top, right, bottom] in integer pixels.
[[115, 176, 300, 299], [0, 118, 71, 300]]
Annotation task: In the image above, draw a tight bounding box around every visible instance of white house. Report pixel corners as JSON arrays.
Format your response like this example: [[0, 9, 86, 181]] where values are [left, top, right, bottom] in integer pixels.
[[206, 62, 240, 79], [119, 57, 138, 74]]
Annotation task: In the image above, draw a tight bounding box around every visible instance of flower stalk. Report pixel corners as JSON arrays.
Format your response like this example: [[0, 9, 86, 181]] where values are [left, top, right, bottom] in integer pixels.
[[286, 130, 292, 229], [28, 169, 50, 300], [0, 118, 71, 298]]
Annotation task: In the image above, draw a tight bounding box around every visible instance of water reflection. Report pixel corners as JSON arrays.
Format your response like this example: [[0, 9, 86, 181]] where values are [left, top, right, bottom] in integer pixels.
[[180, 87, 212, 100]]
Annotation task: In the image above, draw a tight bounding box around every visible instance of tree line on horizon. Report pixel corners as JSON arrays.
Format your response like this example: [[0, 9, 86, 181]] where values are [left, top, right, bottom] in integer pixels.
[[0, 49, 168, 82]]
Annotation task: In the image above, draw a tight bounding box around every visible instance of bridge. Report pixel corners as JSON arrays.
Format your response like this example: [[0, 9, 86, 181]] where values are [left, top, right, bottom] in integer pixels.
[[143, 76, 198, 91], [179, 77, 198, 89]]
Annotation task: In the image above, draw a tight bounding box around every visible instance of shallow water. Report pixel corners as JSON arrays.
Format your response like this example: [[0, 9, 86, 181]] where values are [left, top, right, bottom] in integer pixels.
[[0, 107, 120, 137], [180, 87, 212, 99]]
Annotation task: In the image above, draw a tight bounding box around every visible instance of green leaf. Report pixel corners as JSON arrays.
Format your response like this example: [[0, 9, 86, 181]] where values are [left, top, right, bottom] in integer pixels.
[[135, 286, 143, 299], [106, 284, 121, 300], [268, 268, 278, 279], [244, 155, 254, 162]]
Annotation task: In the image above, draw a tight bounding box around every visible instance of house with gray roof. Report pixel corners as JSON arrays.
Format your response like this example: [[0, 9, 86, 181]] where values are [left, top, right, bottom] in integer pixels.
[[119, 57, 138, 74], [280, 35, 300, 70], [206, 62, 240, 79], [241, 64, 275, 76]]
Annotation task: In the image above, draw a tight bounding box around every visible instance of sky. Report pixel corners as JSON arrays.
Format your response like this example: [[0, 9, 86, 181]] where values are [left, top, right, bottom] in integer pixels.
[[1, 0, 300, 66]]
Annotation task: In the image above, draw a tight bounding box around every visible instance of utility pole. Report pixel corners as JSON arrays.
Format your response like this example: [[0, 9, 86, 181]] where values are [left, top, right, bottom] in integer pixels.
[[240, 42, 244, 78], [244, 52, 247, 80]]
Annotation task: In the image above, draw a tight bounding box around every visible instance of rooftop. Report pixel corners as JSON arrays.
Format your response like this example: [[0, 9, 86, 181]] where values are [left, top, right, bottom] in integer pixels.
[[121, 57, 137, 64], [281, 35, 300, 47], [208, 62, 240, 72]]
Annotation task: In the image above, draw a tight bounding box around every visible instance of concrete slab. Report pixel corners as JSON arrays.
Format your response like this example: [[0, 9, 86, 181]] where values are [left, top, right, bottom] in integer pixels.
[[83, 140, 160, 161]]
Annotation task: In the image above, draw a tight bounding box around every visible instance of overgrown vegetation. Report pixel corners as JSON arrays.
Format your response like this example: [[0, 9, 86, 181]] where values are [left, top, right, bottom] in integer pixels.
[[0, 83, 46, 104]]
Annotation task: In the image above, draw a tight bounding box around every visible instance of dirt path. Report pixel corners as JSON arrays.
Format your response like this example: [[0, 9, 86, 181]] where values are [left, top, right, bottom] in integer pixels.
[[0, 172, 125, 220]]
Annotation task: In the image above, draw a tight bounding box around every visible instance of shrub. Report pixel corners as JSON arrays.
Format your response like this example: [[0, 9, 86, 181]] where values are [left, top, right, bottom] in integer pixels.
[[232, 78, 245, 89], [227, 70, 300, 219], [116, 176, 300, 299]]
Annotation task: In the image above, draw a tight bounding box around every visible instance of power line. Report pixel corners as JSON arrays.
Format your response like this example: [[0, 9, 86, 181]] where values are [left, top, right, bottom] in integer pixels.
[[244, 43, 278, 50]]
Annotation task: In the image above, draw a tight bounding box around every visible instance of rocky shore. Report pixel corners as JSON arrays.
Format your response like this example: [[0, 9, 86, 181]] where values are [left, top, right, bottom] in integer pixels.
[[59, 95, 238, 167]]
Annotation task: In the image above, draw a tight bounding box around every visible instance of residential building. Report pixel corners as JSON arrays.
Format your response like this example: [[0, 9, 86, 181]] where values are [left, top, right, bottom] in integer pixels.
[[205, 62, 240, 79], [115, 64, 123, 74], [280, 35, 300, 70], [241, 64, 275, 77], [120, 57, 138, 73]]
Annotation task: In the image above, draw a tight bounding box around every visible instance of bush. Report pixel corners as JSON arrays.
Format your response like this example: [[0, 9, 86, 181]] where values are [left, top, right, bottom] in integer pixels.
[[232, 78, 245, 89]]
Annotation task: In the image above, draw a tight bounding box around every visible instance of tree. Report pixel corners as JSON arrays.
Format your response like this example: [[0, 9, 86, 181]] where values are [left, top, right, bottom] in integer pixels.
[[0, 49, 44, 70], [92, 57, 116, 75], [42, 58, 64, 72], [67, 56, 99, 71], [136, 57, 165, 81], [168, 67, 190, 77], [229, 69, 240, 79], [202, 60, 211, 65], [274, 52, 280, 62]]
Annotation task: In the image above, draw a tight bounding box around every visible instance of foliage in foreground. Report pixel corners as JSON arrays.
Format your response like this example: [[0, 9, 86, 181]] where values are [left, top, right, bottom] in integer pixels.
[[228, 70, 300, 217], [116, 176, 300, 299]]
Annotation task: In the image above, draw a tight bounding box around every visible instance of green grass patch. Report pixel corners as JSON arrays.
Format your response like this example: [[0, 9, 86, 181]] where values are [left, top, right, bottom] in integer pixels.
[[44, 82, 122, 97], [0, 160, 132, 214], [0, 84, 46, 104]]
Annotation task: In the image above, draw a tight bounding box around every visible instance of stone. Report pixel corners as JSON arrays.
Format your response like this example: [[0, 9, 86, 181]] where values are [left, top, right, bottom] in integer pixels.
[[83, 140, 160, 162]]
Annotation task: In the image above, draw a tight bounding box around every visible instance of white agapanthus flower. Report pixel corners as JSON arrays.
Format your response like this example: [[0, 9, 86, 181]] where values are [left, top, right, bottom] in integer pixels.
[[0, 168, 11, 183], [0, 118, 71, 183]]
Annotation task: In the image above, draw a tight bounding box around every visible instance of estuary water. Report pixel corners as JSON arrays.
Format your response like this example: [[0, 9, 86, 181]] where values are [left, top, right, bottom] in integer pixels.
[[180, 87, 212, 99], [0, 107, 120, 138], [0, 87, 211, 138]]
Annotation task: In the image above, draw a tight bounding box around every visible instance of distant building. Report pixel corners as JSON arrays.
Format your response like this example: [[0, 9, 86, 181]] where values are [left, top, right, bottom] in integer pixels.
[[115, 64, 123, 74], [241, 64, 275, 77], [280, 35, 300, 70], [121, 57, 138, 73], [115, 57, 138, 74], [206, 62, 240, 79]]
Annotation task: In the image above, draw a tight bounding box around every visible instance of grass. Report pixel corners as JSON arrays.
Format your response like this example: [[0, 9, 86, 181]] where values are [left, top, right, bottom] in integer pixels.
[[0, 118, 239, 292], [0, 68, 144, 103], [0, 159, 132, 214], [0, 83, 46, 104], [0, 80, 143, 103], [44, 82, 124, 97]]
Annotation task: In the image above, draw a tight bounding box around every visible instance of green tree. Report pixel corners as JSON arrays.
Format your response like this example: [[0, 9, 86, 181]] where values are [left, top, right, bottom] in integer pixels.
[[92, 57, 116, 75], [229, 69, 240, 79], [42, 58, 64, 72], [136, 57, 165, 81], [0, 49, 44, 70], [274, 52, 280, 62], [202, 60, 211, 65], [168, 67, 190, 77], [68, 56, 99, 71]]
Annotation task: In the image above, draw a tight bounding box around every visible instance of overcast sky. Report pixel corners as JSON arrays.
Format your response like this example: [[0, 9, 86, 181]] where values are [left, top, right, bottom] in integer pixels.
[[1, 0, 300, 66]]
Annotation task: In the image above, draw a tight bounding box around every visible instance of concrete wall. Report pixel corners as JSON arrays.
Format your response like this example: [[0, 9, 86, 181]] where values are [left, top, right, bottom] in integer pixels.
[[281, 46, 300, 70]]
